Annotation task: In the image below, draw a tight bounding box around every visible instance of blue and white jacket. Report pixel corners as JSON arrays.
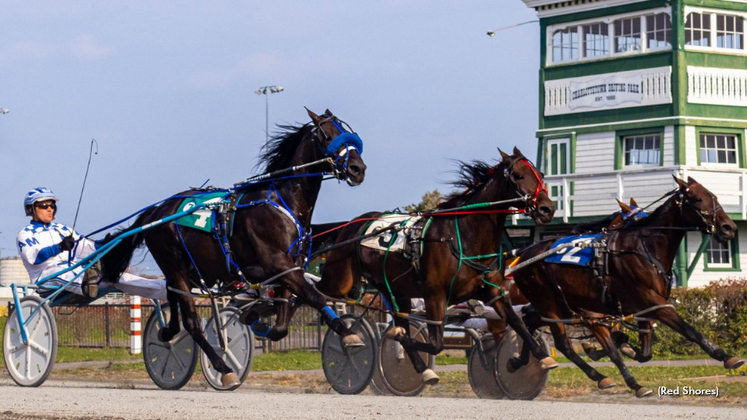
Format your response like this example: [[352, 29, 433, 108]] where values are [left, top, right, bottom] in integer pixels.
[[16, 221, 87, 284]]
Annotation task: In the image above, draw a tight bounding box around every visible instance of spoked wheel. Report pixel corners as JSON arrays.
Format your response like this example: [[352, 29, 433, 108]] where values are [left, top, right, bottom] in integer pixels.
[[494, 328, 551, 400], [3, 295, 58, 387], [200, 307, 254, 391], [143, 303, 198, 390], [467, 334, 504, 399], [321, 314, 377, 395], [368, 322, 391, 395], [378, 322, 435, 397]]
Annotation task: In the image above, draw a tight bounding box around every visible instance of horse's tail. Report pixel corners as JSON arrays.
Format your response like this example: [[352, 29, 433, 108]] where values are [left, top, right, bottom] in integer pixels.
[[100, 207, 157, 282]]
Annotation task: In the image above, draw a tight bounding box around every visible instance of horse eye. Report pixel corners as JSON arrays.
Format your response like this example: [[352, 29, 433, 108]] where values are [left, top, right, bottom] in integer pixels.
[[513, 173, 524, 180], [694, 197, 703, 203]]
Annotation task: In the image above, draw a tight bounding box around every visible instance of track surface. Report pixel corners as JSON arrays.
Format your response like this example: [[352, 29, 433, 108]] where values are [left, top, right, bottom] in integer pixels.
[[0, 379, 745, 420]]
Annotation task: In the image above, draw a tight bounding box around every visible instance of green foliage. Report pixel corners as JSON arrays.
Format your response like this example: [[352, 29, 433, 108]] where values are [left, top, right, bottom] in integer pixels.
[[403, 189, 442, 212], [251, 349, 322, 371], [635, 279, 747, 357]]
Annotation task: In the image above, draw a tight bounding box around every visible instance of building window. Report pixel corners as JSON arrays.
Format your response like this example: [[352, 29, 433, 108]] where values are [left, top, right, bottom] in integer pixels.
[[647, 13, 672, 49], [700, 133, 738, 165], [706, 239, 732, 268], [716, 14, 743, 49], [623, 134, 661, 166], [615, 17, 642, 53], [685, 12, 711, 47], [553, 27, 579, 62], [583, 22, 609, 58]]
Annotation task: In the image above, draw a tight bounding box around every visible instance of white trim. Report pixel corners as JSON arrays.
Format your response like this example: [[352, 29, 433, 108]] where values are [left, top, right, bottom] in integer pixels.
[[536, 115, 747, 134], [688, 66, 747, 107], [683, 6, 747, 56], [524, 0, 649, 19]]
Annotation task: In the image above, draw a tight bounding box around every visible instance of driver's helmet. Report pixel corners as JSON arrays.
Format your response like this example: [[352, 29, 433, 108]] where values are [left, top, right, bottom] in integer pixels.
[[24, 187, 59, 216]]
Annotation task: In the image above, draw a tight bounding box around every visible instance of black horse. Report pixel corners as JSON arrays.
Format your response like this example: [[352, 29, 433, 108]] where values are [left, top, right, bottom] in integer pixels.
[[316, 147, 558, 384], [511, 176, 744, 397], [103, 108, 367, 387]]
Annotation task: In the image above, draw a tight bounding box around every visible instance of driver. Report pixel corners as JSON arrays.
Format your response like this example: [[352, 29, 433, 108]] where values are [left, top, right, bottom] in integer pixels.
[[17, 187, 167, 300]]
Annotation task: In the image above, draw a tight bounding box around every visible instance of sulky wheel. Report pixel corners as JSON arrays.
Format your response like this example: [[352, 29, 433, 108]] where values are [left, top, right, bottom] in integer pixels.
[[3, 295, 58, 387], [377, 321, 435, 397], [200, 307, 254, 391], [143, 303, 198, 390], [321, 314, 377, 395], [367, 322, 391, 395], [467, 334, 505, 399], [494, 328, 551, 400]]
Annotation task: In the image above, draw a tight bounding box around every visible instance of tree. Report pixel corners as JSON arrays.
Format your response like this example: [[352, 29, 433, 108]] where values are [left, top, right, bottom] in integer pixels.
[[404, 189, 442, 212]]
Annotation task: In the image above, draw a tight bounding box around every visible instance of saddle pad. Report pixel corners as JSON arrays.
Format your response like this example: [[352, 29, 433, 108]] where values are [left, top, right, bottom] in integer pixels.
[[359, 214, 422, 253], [544, 234, 601, 266], [174, 191, 227, 232]]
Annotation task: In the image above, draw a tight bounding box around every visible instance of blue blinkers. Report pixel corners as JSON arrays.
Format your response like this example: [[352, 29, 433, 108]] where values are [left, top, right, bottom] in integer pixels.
[[325, 132, 364, 157]]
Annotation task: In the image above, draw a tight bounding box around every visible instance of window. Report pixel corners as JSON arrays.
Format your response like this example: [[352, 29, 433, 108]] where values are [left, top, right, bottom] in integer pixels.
[[545, 138, 570, 211], [717, 14, 743, 49], [615, 17, 642, 53], [700, 133, 738, 165], [685, 12, 711, 47], [623, 134, 661, 166], [583, 22, 609, 58], [706, 239, 731, 268], [647, 13, 672, 49], [553, 27, 579, 62]]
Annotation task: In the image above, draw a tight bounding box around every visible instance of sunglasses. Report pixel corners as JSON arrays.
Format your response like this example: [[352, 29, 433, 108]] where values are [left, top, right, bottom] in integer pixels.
[[35, 202, 57, 210]]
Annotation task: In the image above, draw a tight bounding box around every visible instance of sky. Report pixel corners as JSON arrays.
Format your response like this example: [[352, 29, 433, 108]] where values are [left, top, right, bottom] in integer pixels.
[[0, 1, 541, 274]]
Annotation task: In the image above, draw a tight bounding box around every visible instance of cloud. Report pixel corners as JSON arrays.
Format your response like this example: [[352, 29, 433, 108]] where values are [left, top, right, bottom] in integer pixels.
[[6, 41, 51, 60], [69, 35, 115, 58]]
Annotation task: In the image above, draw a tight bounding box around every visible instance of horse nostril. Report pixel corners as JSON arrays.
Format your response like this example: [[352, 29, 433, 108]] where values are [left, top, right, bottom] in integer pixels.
[[348, 164, 366, 177], [539, 206, 553, 217]]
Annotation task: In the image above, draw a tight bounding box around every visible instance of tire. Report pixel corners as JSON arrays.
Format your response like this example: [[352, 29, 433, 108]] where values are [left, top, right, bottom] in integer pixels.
[[467, 335, 505, 399], [200, 307, 254, 391], [321, 314, 377, 395], [377, 321, 434, 396], [494, 328, 550, 400], [142, 303, 198, 390], [3, 295, 58, 387]]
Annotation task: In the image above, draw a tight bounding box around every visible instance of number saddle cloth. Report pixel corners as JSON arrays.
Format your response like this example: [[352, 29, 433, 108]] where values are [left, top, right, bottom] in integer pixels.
[[544, 234, 603, 266], [358, 214, 430, 262]]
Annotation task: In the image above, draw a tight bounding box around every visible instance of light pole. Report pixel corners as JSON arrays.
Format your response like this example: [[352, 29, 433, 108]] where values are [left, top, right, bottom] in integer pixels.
[[486, 20, 538, 37], [0, 108, 8, 115], [254, 85, 284, 144]]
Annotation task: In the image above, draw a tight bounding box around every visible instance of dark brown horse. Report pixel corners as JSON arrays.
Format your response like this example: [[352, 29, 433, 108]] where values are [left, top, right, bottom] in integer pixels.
[[510, 176, 743, 397], [102, 108, 367, 388], [317, 147, 558, 384]]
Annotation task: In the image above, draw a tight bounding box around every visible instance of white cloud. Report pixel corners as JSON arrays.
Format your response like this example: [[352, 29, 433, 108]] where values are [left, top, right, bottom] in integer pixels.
[[69, 35, 115, 58]]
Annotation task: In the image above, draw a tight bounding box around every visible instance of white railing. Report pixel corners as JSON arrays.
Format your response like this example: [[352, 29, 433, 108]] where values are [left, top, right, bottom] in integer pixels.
[[688, 66, 747, 107], [543, 166, 747, 222]]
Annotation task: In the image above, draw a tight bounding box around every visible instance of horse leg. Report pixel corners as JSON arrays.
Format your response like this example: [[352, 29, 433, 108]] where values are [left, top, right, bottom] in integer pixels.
[[385, 308, 440, 385], [177, 295, 239, 387], [492, 297, 557, 370], [548, 321, 616, 390], [266, 290, 298, 342], [655, 306, 745, 369], [589, 324, 651, 398], [158, 289, 181, 342], [629, 321, 653, 363]]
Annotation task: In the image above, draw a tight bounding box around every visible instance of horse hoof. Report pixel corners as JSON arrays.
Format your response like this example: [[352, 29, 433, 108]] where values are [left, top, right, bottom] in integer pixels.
[[506, 357, 522, 373], [342, 334, 365, 347], [619, 343, 637, 359], [581, 342, 602, 361], [598, 378, 616, 389], [421, 369, 439, 385], [221, 372, 240, 388], [539, 357, 558, 370], [724, 357, 746, 370], [385, 326, 406, 341], [157, 327, 173, 343], [636, 387, 653, 398]]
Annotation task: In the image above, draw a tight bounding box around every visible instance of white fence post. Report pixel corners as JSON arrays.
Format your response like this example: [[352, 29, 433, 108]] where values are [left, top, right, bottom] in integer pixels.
[[130, 295, 142, 354]]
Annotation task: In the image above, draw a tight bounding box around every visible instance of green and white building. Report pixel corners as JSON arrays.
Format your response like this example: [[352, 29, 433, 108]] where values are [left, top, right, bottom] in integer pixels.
[[515, 0, 747, 287]]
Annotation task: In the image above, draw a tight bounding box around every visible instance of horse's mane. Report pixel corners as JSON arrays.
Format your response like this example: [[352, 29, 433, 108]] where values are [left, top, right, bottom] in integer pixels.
[[257, 123, 313, 173], [439, 159, 503, 207]]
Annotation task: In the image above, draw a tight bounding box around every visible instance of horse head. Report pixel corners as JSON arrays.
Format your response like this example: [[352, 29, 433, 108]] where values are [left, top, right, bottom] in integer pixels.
[[673, 176, 736, 243], [499, 147, 555, 224], [307, 108, 366, 186]]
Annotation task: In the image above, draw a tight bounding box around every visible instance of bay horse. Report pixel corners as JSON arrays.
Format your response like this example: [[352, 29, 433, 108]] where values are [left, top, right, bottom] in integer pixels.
[[317, 147, 558, 384], [102, 108, 367, 388], [510, 176, 744, 397]]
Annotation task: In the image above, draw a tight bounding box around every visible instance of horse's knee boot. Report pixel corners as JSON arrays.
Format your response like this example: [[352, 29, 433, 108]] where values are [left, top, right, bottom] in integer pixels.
[[421, 368, 439, 386], [598, 377, 616, 389], [539, 356, 558, 370]]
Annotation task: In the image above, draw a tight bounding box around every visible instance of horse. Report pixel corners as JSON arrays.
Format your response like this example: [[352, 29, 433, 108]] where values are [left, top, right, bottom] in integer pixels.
[[315, 147, 558, 384], [510, 176, 744, 397], [102, 108, 368, 388]]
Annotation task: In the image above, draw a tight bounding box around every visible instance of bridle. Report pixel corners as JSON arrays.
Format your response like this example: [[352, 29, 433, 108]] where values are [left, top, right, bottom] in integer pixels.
[[504, 158, 548, 215], [312, 114, 364, 184], [674, 183, 721, 234]]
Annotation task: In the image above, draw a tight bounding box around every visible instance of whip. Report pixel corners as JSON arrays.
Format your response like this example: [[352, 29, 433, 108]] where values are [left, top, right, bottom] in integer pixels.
[[72, 139, 98, 232]]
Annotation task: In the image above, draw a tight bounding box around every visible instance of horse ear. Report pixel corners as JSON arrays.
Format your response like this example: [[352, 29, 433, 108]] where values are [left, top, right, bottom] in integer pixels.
[[672, 175, 688, 189], [306, 107, 321, 124], [325, 109, 333, 116], [498, 148, 511, 161], [617, 199, 632, 213], [687, 176, 699, 185], [513, 146, 524, 158], [630, 197, 638, 207]]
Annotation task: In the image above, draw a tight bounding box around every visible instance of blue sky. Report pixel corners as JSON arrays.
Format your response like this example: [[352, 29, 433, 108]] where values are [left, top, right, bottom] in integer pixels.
[[0, 1, 540, 273]]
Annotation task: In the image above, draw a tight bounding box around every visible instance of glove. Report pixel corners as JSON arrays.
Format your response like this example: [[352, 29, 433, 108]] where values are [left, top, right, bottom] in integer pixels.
[[59, 235, 76, 252]]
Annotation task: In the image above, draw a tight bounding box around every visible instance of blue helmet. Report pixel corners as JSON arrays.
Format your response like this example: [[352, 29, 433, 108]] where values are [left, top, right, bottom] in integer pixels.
[[24, 187, 59, 216]]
